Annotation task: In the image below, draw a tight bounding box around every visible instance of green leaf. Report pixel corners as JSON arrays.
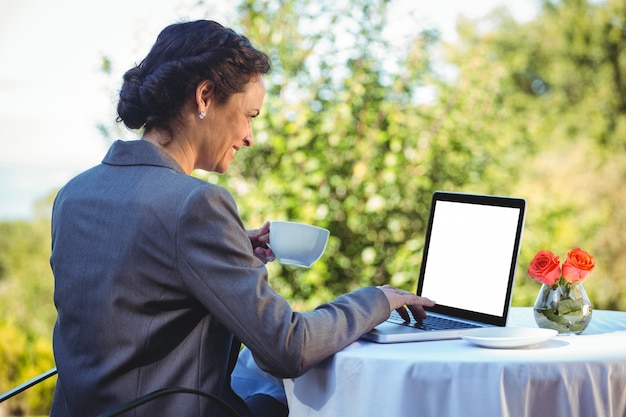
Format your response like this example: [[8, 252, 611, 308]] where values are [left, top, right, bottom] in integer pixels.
[[557, 298, 584, 315]]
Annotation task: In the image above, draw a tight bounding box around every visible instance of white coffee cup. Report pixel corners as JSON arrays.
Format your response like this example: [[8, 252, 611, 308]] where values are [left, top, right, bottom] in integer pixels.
[[269, 221, 330, 268]]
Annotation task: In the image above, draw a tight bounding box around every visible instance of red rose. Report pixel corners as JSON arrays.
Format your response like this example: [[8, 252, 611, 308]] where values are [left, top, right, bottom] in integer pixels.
[[562, 247, 595, 283], [527, 250, 561, 285]]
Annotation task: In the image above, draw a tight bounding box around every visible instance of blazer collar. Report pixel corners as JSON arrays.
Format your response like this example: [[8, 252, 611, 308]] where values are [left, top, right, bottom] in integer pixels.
[[102, 140, 186, 174]]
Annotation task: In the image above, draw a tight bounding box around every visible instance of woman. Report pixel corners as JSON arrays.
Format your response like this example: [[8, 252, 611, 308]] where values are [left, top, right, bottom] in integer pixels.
[[50, 19, 434, 417]]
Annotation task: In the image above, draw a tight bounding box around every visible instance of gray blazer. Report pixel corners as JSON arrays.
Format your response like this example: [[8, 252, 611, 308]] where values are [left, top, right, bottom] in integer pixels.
[[50, 140, 389, 417]]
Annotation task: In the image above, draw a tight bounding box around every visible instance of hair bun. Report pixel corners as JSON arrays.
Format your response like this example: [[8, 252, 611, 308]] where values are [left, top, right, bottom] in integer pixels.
[[116, 67, 148, 129]]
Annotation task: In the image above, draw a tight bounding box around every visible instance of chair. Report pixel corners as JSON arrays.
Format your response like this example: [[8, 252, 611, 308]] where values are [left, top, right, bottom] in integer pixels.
[[0, 368, 242, 417], [0, 367, 58, 403], [97, 387, 242, 417]]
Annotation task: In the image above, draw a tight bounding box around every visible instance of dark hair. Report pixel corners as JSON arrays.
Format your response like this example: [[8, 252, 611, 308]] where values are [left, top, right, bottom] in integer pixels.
[[116, 20, 271, 133]]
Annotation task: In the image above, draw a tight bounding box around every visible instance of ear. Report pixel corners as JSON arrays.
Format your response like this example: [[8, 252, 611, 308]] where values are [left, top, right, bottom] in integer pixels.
[[195, 80, 215, 114]]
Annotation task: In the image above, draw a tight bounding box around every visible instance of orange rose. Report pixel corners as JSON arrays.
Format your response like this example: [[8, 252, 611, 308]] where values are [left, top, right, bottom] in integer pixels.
[[562, 247, 595, 283], [527, 250, 561, 285]]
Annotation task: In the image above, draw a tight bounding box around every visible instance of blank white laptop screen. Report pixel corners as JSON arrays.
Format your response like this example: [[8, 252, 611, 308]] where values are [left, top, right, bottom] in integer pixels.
[[420, 200, 521, 317]]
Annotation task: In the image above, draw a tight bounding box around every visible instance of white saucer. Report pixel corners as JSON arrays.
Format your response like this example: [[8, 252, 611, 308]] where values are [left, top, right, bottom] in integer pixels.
[[458, 327, 558, 349]]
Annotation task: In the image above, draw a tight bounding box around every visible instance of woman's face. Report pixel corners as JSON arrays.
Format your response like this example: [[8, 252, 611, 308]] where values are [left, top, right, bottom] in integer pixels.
[[197, 74, 266, 173]]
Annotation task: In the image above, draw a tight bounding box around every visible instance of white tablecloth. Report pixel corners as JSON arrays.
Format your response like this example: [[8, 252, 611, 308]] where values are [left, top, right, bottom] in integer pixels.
[[284, 307, 626, 417]]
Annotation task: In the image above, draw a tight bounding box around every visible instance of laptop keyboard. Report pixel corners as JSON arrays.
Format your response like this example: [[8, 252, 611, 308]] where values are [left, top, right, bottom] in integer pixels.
[[388, 310, 480, 331]]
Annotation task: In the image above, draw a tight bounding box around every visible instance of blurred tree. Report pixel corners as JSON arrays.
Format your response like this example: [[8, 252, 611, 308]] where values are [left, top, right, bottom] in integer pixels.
[[444, 0, 626, 308], [199, 0, 535, 308], [200, 0, 441, 306], [0, 200, 55, 415], [208, 0, 626, 311]]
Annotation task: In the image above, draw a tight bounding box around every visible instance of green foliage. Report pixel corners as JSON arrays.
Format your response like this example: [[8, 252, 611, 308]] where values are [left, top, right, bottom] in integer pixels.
[[447, 0, 626, 309], [0, 211, 56, 415], [213, 0, 626, 312], [200, 0, 626, 311], [204, 0, 525, 306]]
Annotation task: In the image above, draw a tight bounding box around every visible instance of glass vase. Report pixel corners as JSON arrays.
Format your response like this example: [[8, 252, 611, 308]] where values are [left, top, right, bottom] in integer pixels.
[[533, 282, 592, 334]]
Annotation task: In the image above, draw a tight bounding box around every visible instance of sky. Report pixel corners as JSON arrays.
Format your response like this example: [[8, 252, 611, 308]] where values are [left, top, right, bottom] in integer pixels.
[[0, 0, 537, 220]]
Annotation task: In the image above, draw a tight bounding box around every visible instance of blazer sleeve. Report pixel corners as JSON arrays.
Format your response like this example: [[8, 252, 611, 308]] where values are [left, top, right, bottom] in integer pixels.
[[175, 184, 391, 378]]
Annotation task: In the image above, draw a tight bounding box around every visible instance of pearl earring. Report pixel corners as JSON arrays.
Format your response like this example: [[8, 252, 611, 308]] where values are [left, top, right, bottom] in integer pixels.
[[199, 111, 206, 120]]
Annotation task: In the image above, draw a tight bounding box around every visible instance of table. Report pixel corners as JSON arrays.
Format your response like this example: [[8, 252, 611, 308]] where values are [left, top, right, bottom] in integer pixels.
[[284, 307, 626, 417]]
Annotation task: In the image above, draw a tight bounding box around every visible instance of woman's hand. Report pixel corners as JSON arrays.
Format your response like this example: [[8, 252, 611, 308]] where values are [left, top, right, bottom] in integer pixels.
[[247, 221, 276, 264], [377, 284, 436, 322]]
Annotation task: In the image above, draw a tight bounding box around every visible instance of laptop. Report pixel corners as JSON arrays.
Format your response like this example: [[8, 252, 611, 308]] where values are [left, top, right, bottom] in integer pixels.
[[361, 191, 526, 343]]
